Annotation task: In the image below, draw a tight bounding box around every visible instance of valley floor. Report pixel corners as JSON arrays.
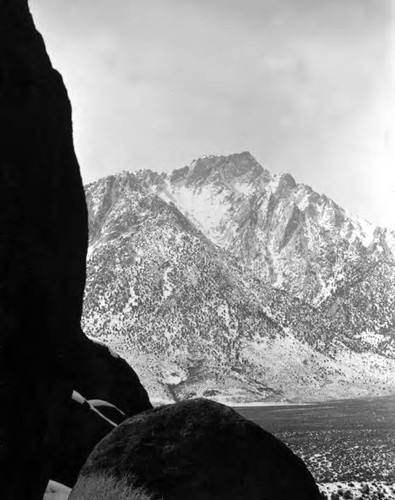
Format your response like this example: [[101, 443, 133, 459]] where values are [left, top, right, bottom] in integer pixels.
[[236, 395, 395, 499]]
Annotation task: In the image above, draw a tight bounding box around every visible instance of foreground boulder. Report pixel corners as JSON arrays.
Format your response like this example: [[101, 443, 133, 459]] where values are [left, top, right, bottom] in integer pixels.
[[0, 1, 151, 497], [71, 399, 322, 500]]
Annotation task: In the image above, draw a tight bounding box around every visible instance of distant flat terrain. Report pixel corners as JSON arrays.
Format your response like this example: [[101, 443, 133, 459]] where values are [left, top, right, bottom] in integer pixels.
[[235, 395, 395, 483]]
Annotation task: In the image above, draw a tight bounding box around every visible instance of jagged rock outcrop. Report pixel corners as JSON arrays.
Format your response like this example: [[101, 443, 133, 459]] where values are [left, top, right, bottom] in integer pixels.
[[70, 399, 323, 500], [0, 1, 151, 497]]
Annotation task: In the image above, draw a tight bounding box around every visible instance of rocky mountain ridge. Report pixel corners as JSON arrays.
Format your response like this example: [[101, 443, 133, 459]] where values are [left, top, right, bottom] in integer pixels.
[[82, 153, 395, 404], [148, 152, 394, 304]]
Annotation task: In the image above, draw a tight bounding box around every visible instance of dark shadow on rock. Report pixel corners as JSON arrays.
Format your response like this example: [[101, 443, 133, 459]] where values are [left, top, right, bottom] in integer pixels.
[[52, 337, 152, 487], [71, 398, 323, 500], [0, 1, 151, 497], [0, 0, 87, 497], [72, 336, 152, 417]]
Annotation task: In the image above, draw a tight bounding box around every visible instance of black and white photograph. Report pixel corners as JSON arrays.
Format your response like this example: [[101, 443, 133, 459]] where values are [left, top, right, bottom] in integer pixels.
[[0, 0, 394, 498]]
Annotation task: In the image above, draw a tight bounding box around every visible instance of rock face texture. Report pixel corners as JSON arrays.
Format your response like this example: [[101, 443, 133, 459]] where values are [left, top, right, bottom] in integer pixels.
[[82, 157, 395, 404], [71, 399, 323, 500], [0, 1, 151, 497]]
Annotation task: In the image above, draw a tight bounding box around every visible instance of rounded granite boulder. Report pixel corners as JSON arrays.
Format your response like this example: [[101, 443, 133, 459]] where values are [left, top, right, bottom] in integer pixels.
[[70, 398, 322, 500]]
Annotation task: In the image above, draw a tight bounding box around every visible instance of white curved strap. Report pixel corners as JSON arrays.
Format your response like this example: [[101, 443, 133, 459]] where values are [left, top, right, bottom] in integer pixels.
[[71, 390, 118, 428]]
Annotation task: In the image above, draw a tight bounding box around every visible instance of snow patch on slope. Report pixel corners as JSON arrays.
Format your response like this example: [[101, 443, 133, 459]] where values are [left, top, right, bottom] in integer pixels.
[[165, 184, 230, 241], [163, 266, 173, 299]]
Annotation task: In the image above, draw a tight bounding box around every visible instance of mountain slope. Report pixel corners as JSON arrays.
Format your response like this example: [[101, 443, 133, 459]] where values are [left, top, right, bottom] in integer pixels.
[[82, 158, 395, 404]]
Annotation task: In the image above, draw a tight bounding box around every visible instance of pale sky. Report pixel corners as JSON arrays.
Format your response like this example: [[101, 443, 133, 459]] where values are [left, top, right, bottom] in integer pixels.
[[30, 0, 395, 228]]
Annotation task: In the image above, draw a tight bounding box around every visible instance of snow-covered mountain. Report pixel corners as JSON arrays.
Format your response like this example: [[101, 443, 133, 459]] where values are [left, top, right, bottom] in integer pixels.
[[82, 153, 395, 404]]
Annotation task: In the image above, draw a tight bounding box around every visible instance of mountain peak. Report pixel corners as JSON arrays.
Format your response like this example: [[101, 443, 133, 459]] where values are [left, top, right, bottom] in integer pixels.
[[170, 152, 267, 189], [189, 151, 261, 170], [83, 153, 395, 405]]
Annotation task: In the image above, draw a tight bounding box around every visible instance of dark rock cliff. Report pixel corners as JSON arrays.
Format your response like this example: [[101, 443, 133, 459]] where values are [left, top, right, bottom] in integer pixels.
[[0, 1, 151, 497], [0, 1, 87, 497]]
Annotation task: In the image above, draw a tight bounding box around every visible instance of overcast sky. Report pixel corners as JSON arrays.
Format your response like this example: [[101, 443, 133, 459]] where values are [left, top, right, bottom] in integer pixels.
[[30, 0, 395, 228]]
